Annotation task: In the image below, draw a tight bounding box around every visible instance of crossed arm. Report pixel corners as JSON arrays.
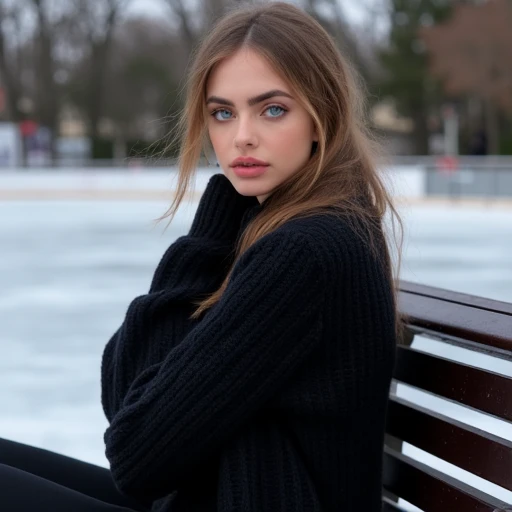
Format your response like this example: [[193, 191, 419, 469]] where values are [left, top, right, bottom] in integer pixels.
[[103, 229, 325, 503]]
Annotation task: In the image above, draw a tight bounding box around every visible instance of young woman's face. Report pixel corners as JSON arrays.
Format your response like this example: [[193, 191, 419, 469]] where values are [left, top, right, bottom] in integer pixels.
[[206, 48, 318, 203]]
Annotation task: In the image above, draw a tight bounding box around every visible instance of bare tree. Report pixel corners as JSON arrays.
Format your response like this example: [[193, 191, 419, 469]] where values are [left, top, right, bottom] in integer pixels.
[[28, 0, 61, 154], [66, 0, 132, 139], [101, 17, 181, 145], [160, 0, 202, 56], [0, 2, 25, 121]]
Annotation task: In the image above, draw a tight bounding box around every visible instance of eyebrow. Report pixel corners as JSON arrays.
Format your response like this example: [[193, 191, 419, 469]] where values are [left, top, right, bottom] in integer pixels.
[[206, 89, 293, 107]]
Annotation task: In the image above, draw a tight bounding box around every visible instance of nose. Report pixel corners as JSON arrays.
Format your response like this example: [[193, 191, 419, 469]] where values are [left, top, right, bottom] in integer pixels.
[[234, 116, 258, 149]]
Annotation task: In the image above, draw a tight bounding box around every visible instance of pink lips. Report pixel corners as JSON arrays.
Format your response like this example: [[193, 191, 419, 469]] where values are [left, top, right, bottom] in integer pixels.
[[232, 165, 268, 178], [230, 157, 269, 178]]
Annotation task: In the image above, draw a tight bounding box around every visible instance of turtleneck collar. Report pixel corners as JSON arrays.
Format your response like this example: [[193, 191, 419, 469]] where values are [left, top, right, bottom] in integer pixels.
[[238, 196, 269, 237]]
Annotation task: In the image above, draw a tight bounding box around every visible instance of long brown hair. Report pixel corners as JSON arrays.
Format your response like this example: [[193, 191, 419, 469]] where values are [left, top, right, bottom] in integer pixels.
[[160, 1, 405, 338]]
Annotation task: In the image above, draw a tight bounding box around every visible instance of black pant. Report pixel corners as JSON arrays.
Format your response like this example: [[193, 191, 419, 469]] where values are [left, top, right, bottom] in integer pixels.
[[0, 438, 149, 512]]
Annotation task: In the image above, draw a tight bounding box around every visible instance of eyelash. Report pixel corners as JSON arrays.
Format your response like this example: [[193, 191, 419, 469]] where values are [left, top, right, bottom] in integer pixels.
[[209, 104, 288, 121]]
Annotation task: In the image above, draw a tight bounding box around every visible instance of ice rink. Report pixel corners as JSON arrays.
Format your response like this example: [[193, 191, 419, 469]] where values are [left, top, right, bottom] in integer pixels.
[[1, 188, 511, 507]]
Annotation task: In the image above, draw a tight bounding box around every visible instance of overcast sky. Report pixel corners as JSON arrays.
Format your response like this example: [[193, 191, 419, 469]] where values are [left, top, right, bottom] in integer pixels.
[[125, 0, 371, 26]]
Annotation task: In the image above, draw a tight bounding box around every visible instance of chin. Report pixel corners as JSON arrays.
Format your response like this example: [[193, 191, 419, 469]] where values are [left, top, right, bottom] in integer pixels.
[[224, 174, 272, 198], [232, 182, 274, 199]]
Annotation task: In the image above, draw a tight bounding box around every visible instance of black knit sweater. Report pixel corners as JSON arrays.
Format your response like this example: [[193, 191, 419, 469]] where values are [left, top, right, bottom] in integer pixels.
[[101, 174, 396, 512]]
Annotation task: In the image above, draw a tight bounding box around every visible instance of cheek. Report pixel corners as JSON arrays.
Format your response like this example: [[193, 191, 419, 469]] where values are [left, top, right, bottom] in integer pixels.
[[276, 126, 312, 157], [208, 129, 222, 155], [271, 126, 298, 148], [282, 114, 313, 141], [209, 124, 229, 146], [207, 124, 216, 144]]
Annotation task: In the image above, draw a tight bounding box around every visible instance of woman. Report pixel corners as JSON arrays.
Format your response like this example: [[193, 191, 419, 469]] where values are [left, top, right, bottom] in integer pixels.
[[0, 2, 402, 511]]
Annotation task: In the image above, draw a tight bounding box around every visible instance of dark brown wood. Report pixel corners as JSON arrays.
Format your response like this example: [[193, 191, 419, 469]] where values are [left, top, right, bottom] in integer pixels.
[[386, 396, 512, 491], [383, 446, 511, 511], [394, 346, 512, 422], [386, 282, 512, 510], [398, 281, 512, 352], [400, 281, 512, 316]]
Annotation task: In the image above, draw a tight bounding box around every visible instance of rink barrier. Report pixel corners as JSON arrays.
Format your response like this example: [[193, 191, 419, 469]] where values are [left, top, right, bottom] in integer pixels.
[[1, 164, 512, 203], [383, 281, 512, 511]]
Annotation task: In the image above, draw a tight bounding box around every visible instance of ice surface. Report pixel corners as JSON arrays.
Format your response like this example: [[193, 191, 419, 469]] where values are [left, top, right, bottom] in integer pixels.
[[1, 186, 511, 508]]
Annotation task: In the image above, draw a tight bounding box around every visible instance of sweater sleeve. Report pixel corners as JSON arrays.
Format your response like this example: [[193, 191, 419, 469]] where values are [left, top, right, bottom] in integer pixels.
[[104, 230, 326, 502], [101, 174, 258, 422]]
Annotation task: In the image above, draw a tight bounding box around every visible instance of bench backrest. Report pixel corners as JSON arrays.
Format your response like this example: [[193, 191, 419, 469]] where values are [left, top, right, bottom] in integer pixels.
[[383, 280, 512, 512]]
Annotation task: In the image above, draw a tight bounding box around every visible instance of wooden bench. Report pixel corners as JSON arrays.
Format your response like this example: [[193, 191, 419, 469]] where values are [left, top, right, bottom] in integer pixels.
[[383, 281, 512, 512]]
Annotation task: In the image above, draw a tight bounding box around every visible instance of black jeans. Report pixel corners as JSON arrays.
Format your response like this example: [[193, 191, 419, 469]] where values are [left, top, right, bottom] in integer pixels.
[[0, 437, 149, 512]]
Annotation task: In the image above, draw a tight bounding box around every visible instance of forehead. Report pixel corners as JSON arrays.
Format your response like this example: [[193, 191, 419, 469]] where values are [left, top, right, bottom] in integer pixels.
[[206, 48, 290, 99]]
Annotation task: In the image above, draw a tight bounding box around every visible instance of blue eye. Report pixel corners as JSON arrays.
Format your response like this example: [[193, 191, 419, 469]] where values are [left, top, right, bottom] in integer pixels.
[[266, 105, 286, 117], [212, 109, 232, 121]]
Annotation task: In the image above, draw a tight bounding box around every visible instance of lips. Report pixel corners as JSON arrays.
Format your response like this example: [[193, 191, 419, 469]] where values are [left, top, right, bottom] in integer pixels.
[[231, 163, 269, 178], [230, 157, 269, 167]]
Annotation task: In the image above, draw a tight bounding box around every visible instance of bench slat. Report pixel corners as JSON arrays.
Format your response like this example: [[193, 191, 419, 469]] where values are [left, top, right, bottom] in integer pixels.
[[400, 281, 512, 316], [383, 446, 512, 511], [386, 396, 512, 491], [381, 496, 408, 511], [394, 346, 512, 422], [398, 287, 512, 352]]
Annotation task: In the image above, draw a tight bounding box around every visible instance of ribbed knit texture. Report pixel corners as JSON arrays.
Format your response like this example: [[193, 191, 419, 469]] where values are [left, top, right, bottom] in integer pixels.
[[101, 174, 396, 512]]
